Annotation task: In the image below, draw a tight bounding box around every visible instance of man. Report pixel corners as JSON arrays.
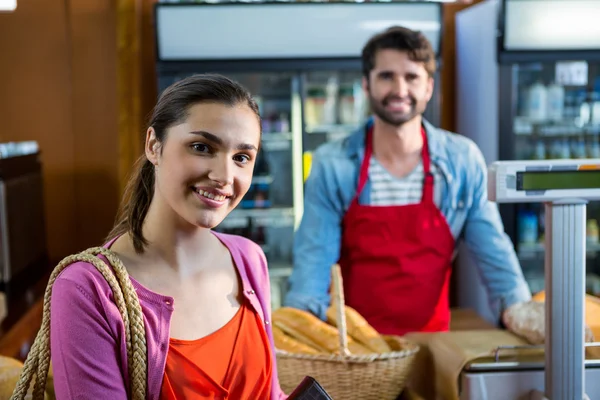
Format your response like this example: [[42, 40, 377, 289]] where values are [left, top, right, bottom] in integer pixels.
[[284, 26, 573, 340]]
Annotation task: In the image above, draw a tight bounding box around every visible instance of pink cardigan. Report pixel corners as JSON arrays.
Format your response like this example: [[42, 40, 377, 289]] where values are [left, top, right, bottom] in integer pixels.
[[50, 231, 287, 399]]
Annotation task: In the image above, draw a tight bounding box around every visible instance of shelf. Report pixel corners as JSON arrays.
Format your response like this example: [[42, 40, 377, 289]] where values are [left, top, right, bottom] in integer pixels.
[[306, 124, 358, 135], [514, 118, 600, 136], [518, 241, 600, 260], [219, 207, 295, 229], [524, 272, 600, 297], [252, 176, 273, 185], [261, 132, 292, 152]]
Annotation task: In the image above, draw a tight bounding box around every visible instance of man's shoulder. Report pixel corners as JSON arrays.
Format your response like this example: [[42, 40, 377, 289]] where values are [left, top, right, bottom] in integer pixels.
[[431, 126, 482, 156], [311, 128, 363, 172], [313, 135, 353, 160], [429, 126, 486, 175]]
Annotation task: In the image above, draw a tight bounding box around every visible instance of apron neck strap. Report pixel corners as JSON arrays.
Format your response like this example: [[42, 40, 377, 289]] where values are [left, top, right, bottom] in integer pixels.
[[355, 126, 374, 197], [355, 124, 434, 203], [420, 126, 434, 204]]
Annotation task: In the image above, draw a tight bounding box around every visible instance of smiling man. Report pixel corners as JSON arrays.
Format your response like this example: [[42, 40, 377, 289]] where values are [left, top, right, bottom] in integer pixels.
[[285, 26, 535, 337]]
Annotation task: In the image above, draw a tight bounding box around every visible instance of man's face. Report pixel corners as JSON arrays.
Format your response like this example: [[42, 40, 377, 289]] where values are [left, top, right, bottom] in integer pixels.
[[363, 49, 434, 127]]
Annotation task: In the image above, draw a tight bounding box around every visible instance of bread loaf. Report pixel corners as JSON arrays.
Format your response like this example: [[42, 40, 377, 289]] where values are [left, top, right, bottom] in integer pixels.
[[326, 305, 391, 353], [502, 300, 545, 344], [533, 291, 600, 340], [272, 307, 372, 355], [504, 296, 596, 345], [272, 325, 321, 355]]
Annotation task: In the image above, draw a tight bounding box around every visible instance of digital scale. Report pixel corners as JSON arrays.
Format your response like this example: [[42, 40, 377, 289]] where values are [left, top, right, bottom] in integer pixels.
[[488, 159, 600, 400]]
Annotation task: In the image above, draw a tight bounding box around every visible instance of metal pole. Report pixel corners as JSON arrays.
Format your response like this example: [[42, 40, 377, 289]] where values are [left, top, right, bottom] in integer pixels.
[[545, 200, 587, 400]]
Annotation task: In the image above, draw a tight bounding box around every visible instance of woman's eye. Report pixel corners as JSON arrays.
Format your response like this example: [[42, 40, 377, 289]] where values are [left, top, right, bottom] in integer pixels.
[[234, 154, 251, 164], [191, 143, 210, 153]]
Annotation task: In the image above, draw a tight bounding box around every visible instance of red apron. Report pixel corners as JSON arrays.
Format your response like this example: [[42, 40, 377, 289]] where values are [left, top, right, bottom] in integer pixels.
[[338, 126, 455, 336]]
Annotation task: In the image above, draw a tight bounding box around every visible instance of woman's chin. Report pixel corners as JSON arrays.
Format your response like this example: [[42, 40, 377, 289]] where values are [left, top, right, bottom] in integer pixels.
[[191, 212, 227, 230]]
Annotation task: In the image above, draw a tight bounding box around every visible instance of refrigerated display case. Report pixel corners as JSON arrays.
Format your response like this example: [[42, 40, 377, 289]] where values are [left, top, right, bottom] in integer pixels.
[[154, 1, 443, 309], [455, 0, 600, 323]]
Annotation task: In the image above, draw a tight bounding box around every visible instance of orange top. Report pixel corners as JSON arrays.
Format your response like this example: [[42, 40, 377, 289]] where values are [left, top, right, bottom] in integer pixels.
[[160, 301, 273, 400]]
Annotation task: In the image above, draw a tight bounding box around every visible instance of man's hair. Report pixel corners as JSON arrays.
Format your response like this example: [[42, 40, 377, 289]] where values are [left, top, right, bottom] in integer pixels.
[[361, 26, 437, 78]]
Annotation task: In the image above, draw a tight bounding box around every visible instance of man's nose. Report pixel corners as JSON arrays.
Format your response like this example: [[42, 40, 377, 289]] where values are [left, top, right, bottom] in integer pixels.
[[392, 77, 409, 97]]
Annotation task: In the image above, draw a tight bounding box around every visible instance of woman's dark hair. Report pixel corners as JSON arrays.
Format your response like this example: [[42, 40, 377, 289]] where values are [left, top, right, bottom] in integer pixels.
[[362, 25, 437, 78], [107, 73, 261, 253]]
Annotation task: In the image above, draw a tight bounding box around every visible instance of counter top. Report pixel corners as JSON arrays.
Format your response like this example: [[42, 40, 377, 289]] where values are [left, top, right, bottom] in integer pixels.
[[405, 308, 502, 400], [449, 308, 496, 331]]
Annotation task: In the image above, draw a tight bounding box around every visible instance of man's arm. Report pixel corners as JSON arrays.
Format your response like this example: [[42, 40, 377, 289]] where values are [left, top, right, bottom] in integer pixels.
[[461, 144, 532, 320], [284, 150, 345, 320]]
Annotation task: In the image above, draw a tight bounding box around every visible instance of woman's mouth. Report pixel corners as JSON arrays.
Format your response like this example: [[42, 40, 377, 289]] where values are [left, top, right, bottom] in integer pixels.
[[195, 189, 227, 202], [192, 187, 231, 208]]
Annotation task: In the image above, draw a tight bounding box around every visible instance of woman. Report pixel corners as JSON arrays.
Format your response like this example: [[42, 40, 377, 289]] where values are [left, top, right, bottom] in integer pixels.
[[50, 74, 287, 399]]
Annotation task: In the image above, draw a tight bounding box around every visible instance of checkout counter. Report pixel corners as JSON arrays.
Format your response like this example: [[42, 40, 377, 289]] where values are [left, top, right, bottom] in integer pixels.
[[405, 328, 600, 400], [405, 159, 600, 400]]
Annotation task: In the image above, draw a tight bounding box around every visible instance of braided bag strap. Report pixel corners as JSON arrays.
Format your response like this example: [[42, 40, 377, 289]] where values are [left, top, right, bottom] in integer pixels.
[[10, 247, 148, 400]]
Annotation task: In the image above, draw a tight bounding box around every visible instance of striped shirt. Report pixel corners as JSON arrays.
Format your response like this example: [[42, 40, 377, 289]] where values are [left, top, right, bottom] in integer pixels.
[[369, 156, 443, 206]]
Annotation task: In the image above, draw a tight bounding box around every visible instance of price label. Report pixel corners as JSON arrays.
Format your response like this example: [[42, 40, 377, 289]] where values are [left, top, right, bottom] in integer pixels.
[[555, 61, 588, 86]]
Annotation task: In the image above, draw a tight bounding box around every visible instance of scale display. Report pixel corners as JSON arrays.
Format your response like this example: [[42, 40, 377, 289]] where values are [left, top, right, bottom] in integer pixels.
[[489, 159, 600, 203], [517, 170, 600, 191]]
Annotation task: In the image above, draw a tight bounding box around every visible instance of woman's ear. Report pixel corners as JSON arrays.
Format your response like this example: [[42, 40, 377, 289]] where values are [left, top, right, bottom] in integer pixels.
[[145, 127, 160, 166]]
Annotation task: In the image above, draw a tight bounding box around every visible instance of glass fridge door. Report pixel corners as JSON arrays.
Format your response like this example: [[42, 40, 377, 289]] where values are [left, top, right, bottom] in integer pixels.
[[510, 61, 600, 296], [303, 71, 368, 151], [300, 70, 366, 182]]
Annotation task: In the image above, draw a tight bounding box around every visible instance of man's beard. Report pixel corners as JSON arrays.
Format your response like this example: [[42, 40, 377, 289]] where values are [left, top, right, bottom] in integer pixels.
[[369, 93, 421, 127]]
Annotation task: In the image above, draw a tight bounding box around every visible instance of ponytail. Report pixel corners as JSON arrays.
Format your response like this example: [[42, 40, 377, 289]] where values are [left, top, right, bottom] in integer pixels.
[[107, 156, 155, 253]]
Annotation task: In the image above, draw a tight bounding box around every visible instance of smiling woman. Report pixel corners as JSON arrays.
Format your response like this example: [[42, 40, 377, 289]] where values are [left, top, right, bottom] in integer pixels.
[[44, 74, 288, 400]]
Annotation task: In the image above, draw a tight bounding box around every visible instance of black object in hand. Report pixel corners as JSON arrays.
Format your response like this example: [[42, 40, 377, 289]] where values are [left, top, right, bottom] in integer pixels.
[[287, 376, 333, 400]]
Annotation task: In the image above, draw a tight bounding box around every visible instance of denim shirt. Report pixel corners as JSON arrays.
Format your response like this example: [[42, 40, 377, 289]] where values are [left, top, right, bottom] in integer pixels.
[[285, 118, 531, 322]]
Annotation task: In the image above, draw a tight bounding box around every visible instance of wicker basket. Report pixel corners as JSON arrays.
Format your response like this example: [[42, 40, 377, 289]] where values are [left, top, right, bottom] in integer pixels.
[[275, 265, 419, 399]]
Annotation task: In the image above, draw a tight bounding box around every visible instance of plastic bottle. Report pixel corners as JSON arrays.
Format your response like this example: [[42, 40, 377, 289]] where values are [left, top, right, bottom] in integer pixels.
[[589, 134, 600, 158], [527, 81, 548, 123], [546, 82, 565, 122], [533, 139, 547, 160], [518, 210, 539, 245], [592, 92, 600, 126], [587, 219, 599, 245]]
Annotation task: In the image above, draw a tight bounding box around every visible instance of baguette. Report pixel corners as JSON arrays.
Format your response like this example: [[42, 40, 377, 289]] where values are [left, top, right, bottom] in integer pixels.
[[272, 307, 373, 355], [272, 325, 321, 354], [326, 304, 392, 353]]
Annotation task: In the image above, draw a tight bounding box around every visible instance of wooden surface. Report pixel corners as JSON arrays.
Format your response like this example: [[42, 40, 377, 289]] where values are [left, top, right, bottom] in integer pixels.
[[0, 1, 120, 261], [450, 308, 496, 331], [116, 0, 160, 197], [117, 0, 144, 197]]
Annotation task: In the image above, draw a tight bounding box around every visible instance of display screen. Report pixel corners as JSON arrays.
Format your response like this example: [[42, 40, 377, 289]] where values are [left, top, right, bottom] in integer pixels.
[[517, 170, 600, 191]]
